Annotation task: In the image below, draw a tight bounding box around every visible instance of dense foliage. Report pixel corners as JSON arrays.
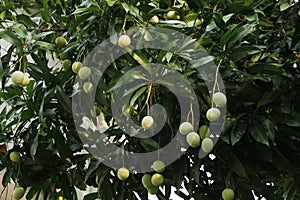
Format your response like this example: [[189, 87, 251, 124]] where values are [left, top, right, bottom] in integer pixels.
[[0, 0, 300, 199]]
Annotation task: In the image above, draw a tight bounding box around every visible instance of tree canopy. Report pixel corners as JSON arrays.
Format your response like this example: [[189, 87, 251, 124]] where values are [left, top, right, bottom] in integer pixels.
[[0, 0, 300, 199]]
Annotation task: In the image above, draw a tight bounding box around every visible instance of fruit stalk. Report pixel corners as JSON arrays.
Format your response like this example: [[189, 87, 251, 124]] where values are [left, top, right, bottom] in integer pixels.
[[211, 57, 223, 107]]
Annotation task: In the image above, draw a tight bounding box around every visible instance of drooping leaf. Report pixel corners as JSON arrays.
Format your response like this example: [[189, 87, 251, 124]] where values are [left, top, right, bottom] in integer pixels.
[[56, 85, 72, 113], [250, 123, 269, 146], [0, 30, 22, 46], [213, 12, 226, 29], [229, 153, 249, 179], [16, 14, 37, 27], [2, 168, 12, 186]]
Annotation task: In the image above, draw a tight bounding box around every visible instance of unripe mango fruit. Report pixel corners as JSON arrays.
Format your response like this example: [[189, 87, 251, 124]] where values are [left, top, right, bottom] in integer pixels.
[[20, 74, 30, 87], [118, 35, 131, 48], [78, 66, 91, 80], [152, 160, 165, 173], [151, 173, 164, 186], [10, 151, 20, 163], [166, 11, 180, 20], [201, 138, 213, 153], [11, 71, 24, 85], [199, 125, 210, 139], [13, 187, 25, 200], [186, 132, 200, 148], [117, 167, 129, 180], [212, 92, 227, 107], [206, 108, 221, 121], [142, 116, 154, 129], [142, 174, 155, 189], [222, 188, 235, 200], [55, 36, 67, 48], [72, 62, 83, 73], [179, 122, 193, 135]]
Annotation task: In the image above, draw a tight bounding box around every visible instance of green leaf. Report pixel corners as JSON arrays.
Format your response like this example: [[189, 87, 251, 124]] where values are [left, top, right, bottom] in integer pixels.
[[61, 41, 81, 55], [85, 161, 101, 182], [33, 41, 56, 51], [196, 35, 212, 46], [2, 168, 12, 186], [0, 30, 22, 46], [30, 54, 50, 74], [30, 132, 39, 159], [183, 13, 199, 27], [122, 3, 130, 13], [227, 23, 255, 48], [280, 2, 291, 11], [12, 24, 28, 38], [223, 13, 235, 23], [31, 31, 55, 40], [108, 71, 148, 92], [213, 12, 226, 29], [129, 52, 152, 74], [190, 56, 215, 68], [205, 19, 217, 32], [231, 123, 247, 145], [107, 0, 117, 7], [5, 86, 23, 97], [250, 124, 269, 145], [0, 56, 3, 80], [247, 63, 283, 75], [0, 10, 6, 20], [272, 145, 295, 171], [72, 8, 90, 15], [231, 45, 263, 61], [229, 154, 249, 179], [159, 20, 187, 27], [259, 17, 274, 27], [123, 83, 147, 98], [97, 169, 113, 199], [272, 113, 300, 127], [190, 162, 201, 185], [56, 86, 72, 113], [257, 89, 276, 108], [21, 109, 35, 121], [167, 62, 182, 71], [165, 185, 172, 199], [220, 24, 238, 48], [16, 14, 37, 27], [261, 118, 275, 143], [39, 92, 45, 121], [128, 5, 140, 18], [73, 4, 100, 15], [41, 0, 51, 23], [129, 85, 147, 106], [177, 38, 197, 53], [140, 138, 159, 151], [25, 184, 43, 200], [224, 3, 253, 14], [163, 52, 173, 63], [84, 193, 98, 200]]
